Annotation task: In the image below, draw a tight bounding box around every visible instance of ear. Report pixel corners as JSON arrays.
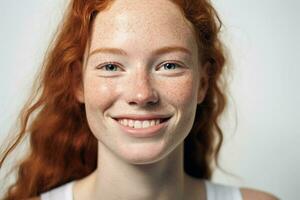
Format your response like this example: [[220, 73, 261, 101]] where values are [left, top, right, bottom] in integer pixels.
[[75, 83, 85, 103], [197, 62, 209, 104], [75, 44, 89, 104]]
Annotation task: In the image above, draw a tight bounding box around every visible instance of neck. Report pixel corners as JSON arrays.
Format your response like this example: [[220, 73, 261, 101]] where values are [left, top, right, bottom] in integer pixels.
[[81, 144, 197, 200], [74, 142, 204, 200]]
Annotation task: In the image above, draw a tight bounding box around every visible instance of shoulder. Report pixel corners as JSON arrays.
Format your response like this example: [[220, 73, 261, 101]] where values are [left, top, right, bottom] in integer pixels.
[[240, 188, 279, 200]]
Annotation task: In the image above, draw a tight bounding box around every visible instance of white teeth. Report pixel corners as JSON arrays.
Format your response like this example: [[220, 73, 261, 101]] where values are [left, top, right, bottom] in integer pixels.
[[128, 120, 134, 128], [134, 121, 142, 128], [118, 119, 165, 128], [142, 120, 150, 128], [155, 120, 160, 125], [150, 120, 156, 126]]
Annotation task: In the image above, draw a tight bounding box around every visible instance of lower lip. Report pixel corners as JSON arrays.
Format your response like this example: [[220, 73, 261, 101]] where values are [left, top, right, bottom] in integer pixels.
[[113, 118, 169, 138]]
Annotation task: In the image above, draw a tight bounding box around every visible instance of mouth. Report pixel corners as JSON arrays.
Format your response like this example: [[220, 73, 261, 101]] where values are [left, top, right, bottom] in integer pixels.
[[111, 115, 172, 138], [113, 117, 170, 129]]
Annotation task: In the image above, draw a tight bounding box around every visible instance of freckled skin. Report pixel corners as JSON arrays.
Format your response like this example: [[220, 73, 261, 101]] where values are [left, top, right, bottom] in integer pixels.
[[70, 1, 278, 200], [78, 0, 205, 164], [73, 0, 210, 199]]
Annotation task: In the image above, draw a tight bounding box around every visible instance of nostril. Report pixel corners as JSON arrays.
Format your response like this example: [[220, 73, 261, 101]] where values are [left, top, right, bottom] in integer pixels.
[[128, 98, 159, 106], [148, 99, 159, 105], [126, 86, 159, 106]]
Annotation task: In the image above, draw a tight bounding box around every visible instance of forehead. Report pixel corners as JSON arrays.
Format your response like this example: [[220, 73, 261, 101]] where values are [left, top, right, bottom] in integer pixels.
[[88, 0, 198, 56]]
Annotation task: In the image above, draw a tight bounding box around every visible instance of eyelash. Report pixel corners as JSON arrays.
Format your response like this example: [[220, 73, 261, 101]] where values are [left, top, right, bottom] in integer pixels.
[[96, 62, 122, 71], [96, 61, 183, 72]]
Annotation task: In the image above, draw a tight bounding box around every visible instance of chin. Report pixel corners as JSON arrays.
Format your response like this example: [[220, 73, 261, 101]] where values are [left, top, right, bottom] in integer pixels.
[[116, 140, 172, 165]]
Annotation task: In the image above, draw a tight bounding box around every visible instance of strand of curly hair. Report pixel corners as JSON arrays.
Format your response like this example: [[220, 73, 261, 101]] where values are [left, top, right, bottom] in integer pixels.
[[0, 0, 227, 199]]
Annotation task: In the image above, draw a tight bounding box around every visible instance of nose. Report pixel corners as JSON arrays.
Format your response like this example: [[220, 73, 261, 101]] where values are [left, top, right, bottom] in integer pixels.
[[124, 69, 159, 107]]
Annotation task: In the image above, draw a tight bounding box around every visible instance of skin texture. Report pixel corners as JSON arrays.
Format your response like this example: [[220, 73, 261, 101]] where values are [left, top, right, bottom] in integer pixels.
[[74, 0, 206, 199], [241, 188, 279, 200], [61, 0, 278, 200]]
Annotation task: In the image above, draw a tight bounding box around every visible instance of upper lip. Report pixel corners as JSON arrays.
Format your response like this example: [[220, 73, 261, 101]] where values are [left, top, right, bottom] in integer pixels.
[[112, 114, 172, 120]]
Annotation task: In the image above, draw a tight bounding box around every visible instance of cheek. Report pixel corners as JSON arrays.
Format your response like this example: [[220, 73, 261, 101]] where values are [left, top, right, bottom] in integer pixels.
[[84, 76, 118, 110], [158, 75, 198, 106], [83, 76, 119, 138]]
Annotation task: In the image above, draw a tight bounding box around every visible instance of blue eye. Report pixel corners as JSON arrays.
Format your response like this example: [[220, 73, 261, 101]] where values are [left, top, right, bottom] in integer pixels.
[[161, 63, 179, 70], [97, 62, 122, 71], [103, 63, 119, 71]]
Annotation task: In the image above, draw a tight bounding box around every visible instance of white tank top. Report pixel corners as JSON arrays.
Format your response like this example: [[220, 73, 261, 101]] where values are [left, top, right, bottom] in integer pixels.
[[40, 180, 243, 200]]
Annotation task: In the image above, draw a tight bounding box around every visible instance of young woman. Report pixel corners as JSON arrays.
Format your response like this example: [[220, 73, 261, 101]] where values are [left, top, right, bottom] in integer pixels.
[[0, 0, 279, 199]]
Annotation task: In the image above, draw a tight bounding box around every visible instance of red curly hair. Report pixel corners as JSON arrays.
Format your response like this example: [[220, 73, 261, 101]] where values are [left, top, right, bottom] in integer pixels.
[[0, 0, 226, 199]]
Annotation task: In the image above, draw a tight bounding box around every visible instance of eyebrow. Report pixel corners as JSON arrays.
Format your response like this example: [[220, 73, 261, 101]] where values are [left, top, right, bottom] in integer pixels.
[[88, 46, 192, 58]]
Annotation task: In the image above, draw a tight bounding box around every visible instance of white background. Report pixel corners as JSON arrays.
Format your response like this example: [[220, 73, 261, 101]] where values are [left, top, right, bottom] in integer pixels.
[[0, 0, 299, 199]]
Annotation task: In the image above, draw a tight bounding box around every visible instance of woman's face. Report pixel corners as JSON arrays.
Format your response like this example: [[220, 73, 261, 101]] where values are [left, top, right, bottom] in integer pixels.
[[78, 0, 207, 164]]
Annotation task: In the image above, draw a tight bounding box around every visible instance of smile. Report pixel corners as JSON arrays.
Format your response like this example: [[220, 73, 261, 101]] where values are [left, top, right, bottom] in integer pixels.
[[112, 115, 171, 138], [116, 118, 168, 129]]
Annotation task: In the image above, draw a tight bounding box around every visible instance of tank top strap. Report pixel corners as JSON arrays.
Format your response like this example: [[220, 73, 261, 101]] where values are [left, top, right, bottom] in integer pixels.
[[204, 180, 243, 200], [40, 181, 74, 200]]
